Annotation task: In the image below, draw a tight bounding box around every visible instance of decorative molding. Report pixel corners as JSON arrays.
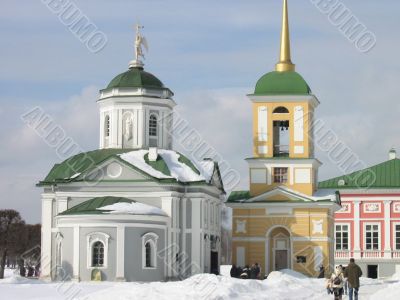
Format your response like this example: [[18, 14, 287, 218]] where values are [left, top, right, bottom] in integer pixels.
[[337, 203, 351, 213], [312, 219, 324, 235], [363, 202, 381, 213], [394, 202, 400, 213], [86, 232, 110, 269], [235, 220, 247, 234]]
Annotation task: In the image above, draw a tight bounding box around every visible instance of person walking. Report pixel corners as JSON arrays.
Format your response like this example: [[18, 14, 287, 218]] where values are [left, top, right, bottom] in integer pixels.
[[344, 258, 362, 300], [318, 264, 325, 278], [330, 266, 344, 300], [230, 264, 238, 278]]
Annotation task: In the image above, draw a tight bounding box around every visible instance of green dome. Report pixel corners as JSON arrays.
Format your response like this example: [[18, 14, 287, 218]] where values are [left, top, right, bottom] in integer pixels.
[[107, 67, 165, 90], [254, 71, 311, 95]]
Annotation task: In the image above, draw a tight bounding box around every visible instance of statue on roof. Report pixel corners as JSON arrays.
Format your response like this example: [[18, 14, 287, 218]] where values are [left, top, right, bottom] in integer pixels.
[[134, 24, 148, 62]]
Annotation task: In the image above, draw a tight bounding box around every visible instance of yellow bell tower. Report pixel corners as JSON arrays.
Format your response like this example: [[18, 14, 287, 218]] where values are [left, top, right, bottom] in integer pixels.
[[249, 0, 320, 197], [227, 0, 340, 278]]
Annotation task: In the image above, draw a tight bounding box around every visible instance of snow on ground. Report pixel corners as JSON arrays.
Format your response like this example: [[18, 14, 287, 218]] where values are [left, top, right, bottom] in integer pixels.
[[97, 201, 167, 216], [1, 267, 399, 300]]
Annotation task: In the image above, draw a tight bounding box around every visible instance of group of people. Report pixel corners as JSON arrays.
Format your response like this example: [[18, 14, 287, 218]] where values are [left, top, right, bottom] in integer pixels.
[[324, 258, 363, 300], [230, 263, 261, 279]]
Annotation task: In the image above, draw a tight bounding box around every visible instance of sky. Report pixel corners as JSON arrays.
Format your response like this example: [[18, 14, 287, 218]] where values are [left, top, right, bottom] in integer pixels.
[[0, 0, 399, 224]]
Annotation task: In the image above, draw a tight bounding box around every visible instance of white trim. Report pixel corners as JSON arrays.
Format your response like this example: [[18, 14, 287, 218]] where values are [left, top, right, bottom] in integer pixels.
[[334, 223, 351, 251], [363, 222, 381, 251], [384, 201, 392, 256], [233, 236, 331, 242], [248, 94, 320, 108], [86, 232, 110, 269], [393, 222, 400, 251], [142, 232, 159, 269]]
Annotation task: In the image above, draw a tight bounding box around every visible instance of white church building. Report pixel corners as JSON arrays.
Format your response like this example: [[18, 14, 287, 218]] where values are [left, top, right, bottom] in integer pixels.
[[38, 29, 225, 282]]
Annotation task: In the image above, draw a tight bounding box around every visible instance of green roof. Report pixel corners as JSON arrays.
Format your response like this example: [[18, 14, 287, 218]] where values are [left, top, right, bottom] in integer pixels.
[[253, 71, 311, 95], [59, 196, 134, 215], [41, 149, 130, 184], [227, 190, 250, 202], [107, 67, 163, 89], [319, 158, 400, 189], [38, 148, 213, 187]]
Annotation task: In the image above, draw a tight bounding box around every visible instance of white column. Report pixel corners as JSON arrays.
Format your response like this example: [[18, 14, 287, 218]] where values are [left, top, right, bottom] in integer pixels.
[[73, 226, 80, 281], [57, 197, 68, 214], [353, 200, 361, 259], [384, 200, 392, 258], [40, 194, 54, 280], [162, 197, 173, 278], [116, 226, 125, 280], [191, 198, 203, 275]]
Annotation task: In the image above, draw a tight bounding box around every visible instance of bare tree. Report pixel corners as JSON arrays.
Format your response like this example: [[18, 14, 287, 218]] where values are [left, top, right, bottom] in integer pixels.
[[0, 210, 25, 279]]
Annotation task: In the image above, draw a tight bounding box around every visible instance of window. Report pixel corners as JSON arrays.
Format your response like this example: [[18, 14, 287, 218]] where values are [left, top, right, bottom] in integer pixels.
[[395, 224, 400, 250], [149, 115, 158, 137], [273, 168, 288, 183], [92, 241, 105, 267], [365, 224, 380, 250], [105, 115, 110, 137], [273, 106, 289, 114], [335, 224, 349, 250], [145, 242, 153, 268], [142, 232, 158, 269]]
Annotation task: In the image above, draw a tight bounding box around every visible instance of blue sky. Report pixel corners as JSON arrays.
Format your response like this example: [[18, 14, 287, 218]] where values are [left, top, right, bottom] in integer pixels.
[[1, 0, 400, 223]]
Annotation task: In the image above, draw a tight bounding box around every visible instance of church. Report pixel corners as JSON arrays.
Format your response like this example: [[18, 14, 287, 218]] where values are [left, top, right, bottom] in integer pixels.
[[226, 0, 341, 277], [38, 27, 225, 282]]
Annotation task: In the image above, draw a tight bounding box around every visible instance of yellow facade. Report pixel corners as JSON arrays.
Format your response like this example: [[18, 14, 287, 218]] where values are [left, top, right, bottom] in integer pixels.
[[227, 0, 339, 278]]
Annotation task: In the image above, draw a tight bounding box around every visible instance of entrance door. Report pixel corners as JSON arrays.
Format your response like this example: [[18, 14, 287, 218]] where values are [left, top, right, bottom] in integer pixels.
[[275, 250, 288, 270], [210, 251, 219, 275], [367, 265, 378, 279]]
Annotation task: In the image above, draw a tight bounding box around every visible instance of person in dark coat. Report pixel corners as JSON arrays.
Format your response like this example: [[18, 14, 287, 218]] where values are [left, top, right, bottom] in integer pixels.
[[230, 264, 238, 278], [255, 262, 261, 279], [344, 258, 362, 300], [318, 264, 325, 278], [250, 264, 257, 279]]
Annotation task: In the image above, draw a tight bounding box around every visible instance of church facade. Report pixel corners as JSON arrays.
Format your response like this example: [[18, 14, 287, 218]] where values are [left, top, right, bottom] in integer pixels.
[[38, 29, 225, 282], [226, 0, 341, 277]]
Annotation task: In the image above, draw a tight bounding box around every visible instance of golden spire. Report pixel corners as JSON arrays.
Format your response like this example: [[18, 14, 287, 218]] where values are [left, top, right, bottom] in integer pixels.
[[275, 0, 295, 72]]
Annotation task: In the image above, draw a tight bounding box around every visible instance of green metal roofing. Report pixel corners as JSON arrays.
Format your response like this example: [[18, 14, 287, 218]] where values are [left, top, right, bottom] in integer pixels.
[[107, 67, 166, 90], [40, 149, 130, 185], [227, 190, 250, 202], [318, 158, 400, 189], [38, 148, 215, 187], [59, 196, 134, 216], [253, 71, 311, 95], [143, 153, 171, 176]]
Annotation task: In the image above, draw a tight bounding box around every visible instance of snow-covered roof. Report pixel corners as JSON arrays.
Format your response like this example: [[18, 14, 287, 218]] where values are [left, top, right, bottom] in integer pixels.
[[97, 201, 167, 216]]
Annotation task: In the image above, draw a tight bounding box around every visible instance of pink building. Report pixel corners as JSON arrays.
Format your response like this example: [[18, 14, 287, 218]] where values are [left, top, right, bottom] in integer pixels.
[[319, 149, 400, 278]]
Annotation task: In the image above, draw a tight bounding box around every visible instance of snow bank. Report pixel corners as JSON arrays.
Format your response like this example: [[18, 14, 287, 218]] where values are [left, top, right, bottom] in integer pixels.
[[0, 275, 42, 285], [97, 202, 167, 216], [78, 271, 326, 300], [370, 281, 400, 300]]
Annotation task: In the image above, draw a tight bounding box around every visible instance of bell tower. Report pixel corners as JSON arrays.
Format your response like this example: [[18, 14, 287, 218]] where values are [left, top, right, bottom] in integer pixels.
[[248, 0, 321, 196]]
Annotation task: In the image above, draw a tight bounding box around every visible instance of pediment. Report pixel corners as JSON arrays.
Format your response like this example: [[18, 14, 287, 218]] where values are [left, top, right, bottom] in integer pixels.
[[245, 187, 313, 203]]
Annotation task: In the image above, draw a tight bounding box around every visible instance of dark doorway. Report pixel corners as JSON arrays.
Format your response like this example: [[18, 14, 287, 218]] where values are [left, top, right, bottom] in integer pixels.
[[367, 265, 378, 279], [210, 251, 219, 275]]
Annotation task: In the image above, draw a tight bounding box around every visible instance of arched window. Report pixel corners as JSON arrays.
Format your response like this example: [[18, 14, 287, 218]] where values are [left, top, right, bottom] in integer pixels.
[[142, 232, 158, 269], [105, 115, 110, 137], [92, 241, 105, 267], [145, 242, 153, 268], [149, 114, 158, 137], [273, 106, 289, 114]]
